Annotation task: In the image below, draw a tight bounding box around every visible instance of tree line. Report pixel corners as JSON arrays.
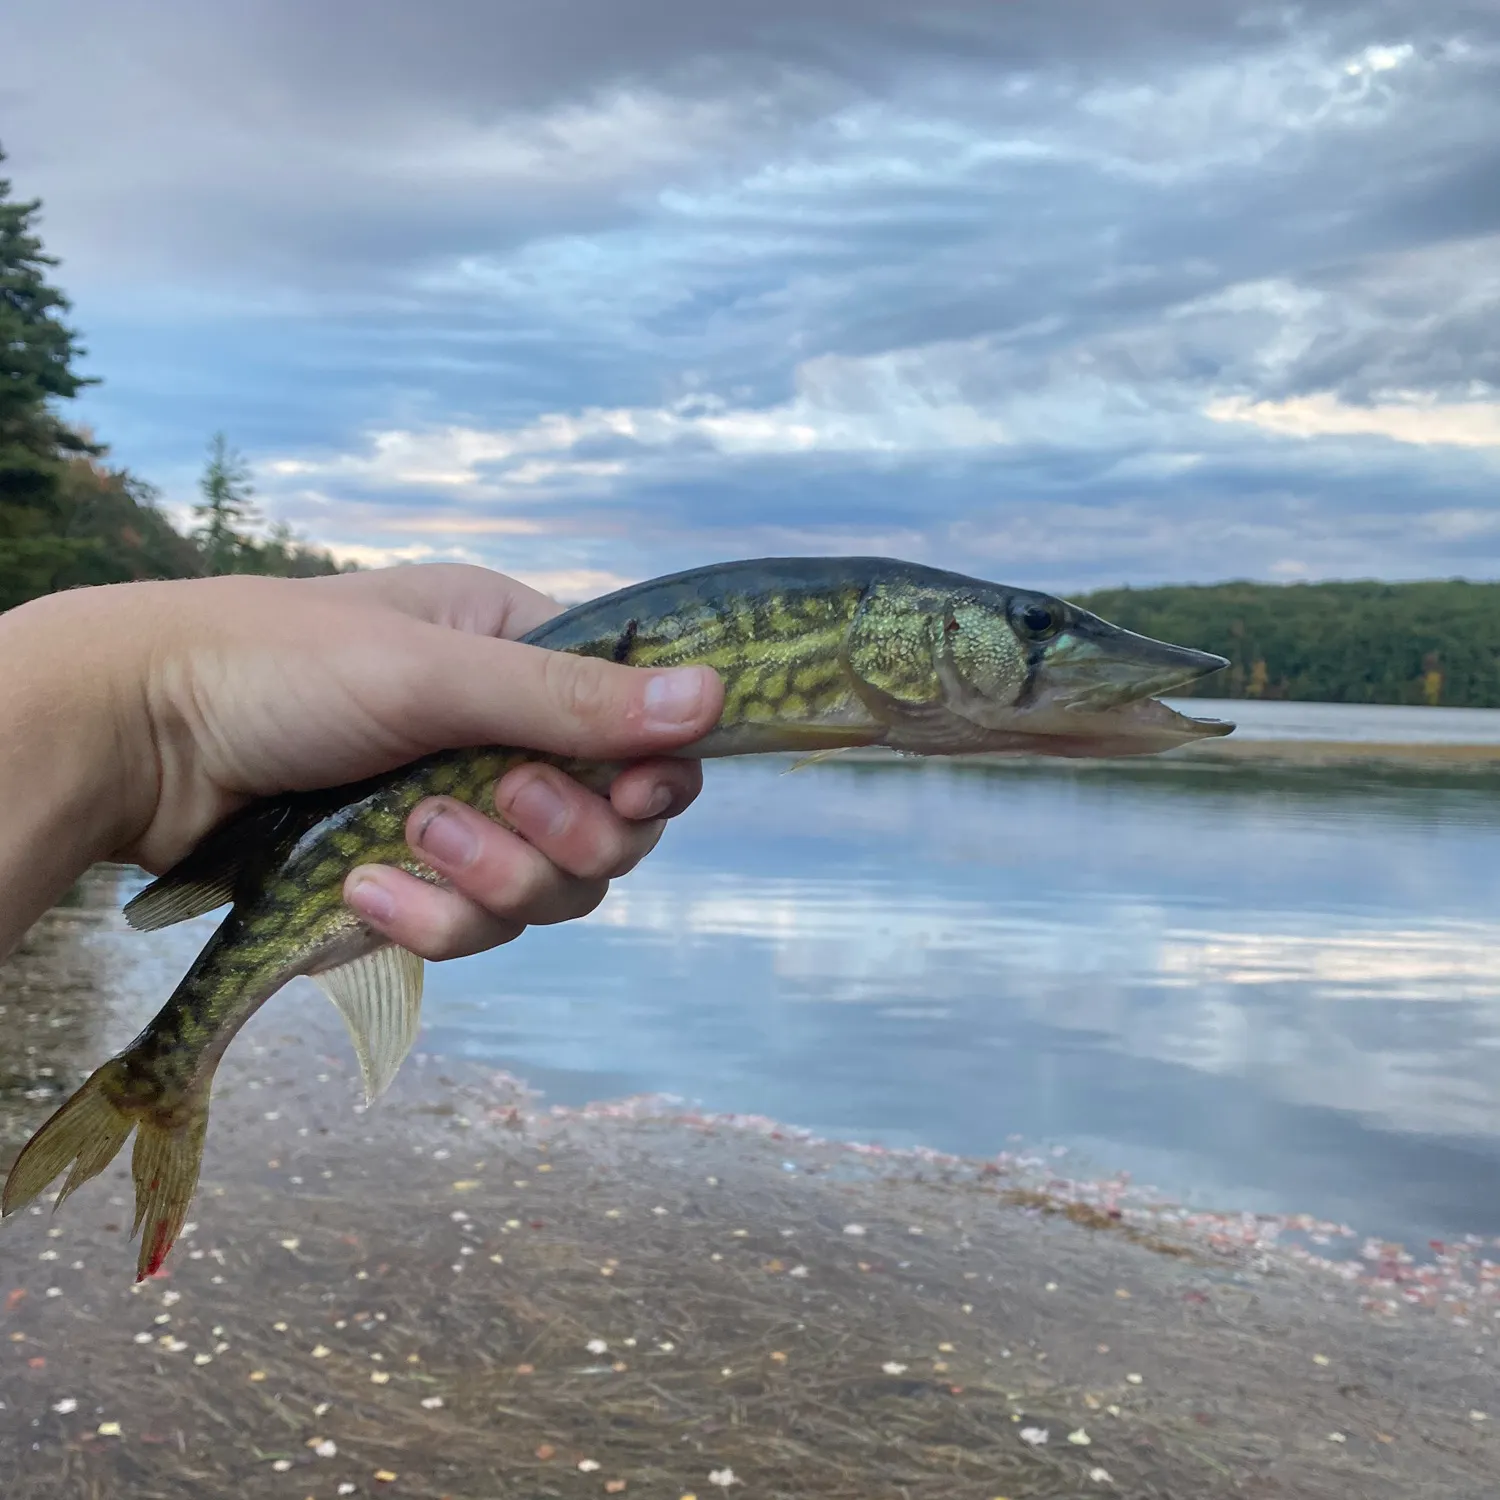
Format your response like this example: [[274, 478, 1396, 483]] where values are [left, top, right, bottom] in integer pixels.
[[1074, 579, 1500, 707], [0, 146, 348, 614]]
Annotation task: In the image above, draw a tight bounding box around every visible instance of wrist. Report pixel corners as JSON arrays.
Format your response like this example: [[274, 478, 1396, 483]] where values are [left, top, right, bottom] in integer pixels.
[[0, 588, 157, 953]]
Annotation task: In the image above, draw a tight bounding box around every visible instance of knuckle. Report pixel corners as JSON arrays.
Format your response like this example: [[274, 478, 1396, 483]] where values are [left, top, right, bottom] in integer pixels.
[[543, 651, 620, 732], [574, 826, 635, 882], [484, 842, 555, 916], [543, 878, 610, 925]]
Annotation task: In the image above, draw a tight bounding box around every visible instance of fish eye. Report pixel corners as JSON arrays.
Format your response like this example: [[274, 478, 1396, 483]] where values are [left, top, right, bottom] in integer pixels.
[[1014, 601, 1060, 641]]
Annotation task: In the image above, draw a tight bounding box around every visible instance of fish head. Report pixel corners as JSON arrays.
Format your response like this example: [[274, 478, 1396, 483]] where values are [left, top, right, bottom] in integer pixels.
[[850, 573, 1234, 757]]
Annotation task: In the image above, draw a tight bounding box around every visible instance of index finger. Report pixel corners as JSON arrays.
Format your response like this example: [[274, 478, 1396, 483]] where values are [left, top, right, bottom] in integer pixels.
[[305, 563, 566, 640]]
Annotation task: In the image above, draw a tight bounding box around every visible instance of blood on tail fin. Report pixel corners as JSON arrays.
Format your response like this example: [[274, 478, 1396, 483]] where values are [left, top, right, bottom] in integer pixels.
[[130, 1110, 210, 1280], [2, 1055, 212, 1281]]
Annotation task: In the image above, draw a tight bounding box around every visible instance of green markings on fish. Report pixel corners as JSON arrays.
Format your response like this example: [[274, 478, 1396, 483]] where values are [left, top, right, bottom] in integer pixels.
[[1, 556, 1232, 1278]]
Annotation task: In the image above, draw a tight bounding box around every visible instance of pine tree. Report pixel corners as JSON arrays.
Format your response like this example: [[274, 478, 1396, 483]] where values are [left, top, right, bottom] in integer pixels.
[[0, 144, 100, 608], [193, 431, 260, 574]]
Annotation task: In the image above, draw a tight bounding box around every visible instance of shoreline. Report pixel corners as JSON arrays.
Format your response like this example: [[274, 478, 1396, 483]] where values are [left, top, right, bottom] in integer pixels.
[[770, 739, 1500, 770], [3, 897, 1499, 1497]]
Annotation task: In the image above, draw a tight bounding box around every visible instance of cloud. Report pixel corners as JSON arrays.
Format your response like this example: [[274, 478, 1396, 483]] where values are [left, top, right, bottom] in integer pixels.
[[1207, 391, 1500, 447], [5, 0, 1500, 588]]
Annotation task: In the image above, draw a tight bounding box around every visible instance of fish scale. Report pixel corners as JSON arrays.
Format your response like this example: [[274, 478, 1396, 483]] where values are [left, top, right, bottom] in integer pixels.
[[1, 555, 1231, 1279]]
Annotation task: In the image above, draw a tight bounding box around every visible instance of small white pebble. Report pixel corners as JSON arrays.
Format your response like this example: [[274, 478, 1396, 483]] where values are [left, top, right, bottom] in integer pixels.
[[313, 1439, 338, 1457], [51, 1398, 78, 1414], [420, 1396, 443, 1409], [882, 1362, 908, 1375], [578, 1458, 601, 1472], [843, 1224, 866, 1237]]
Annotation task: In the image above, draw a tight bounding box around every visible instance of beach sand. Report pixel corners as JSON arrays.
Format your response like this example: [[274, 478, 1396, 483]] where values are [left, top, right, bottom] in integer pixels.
[[2, 874, 1498, 1498]]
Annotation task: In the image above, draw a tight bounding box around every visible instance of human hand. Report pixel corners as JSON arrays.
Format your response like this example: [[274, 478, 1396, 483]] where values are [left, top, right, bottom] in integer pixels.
[[0, 565, 722, 959]]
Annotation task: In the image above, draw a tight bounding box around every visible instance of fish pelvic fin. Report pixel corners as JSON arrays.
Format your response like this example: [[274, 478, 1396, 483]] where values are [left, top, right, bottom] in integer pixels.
[[2, 1053, 214, 1281], [313, 944, 425, 1104]]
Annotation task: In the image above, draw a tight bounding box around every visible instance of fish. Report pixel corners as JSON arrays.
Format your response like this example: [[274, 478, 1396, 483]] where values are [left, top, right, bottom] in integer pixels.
[[1, 556, 1232, 1277]]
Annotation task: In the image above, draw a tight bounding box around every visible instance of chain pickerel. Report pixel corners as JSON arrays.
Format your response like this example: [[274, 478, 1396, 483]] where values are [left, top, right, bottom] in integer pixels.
[[3, 556, 1231, 1276]]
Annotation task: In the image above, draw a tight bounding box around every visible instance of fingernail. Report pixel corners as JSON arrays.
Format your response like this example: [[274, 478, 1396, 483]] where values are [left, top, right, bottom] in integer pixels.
[[416, 807, 480, 869], [346, 873, 396, 925], [641, 784, 673, 819], [643, 667, 709, 730], [505, 775, 568, 838]]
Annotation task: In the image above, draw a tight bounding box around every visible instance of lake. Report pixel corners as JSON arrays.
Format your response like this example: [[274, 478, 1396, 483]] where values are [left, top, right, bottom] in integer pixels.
[[400, 706, 1500, 1253]]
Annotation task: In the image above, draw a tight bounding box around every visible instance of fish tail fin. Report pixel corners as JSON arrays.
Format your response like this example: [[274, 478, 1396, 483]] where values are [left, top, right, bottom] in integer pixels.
[[129, 1104, 210, 1281], [2, 1058, 137, 1219], [3, 1052, 214, 1281]]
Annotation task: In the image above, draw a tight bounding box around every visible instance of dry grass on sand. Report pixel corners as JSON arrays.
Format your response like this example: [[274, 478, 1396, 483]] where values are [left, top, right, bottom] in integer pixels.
[[1, 892, 1497, 1498]]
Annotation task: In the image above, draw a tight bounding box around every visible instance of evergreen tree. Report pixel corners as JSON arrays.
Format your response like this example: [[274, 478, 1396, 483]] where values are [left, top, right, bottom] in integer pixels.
[[193, 431, 260, 574], [0, 144, 99, 608]]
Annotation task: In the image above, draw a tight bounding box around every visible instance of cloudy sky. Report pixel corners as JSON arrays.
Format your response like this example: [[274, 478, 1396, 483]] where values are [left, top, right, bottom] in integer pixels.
[[5, 0, 1500, 598]]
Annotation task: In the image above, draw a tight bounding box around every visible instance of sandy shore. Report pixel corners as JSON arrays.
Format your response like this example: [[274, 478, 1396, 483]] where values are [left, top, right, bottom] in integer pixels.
[[2, 879, 1498, 1498]]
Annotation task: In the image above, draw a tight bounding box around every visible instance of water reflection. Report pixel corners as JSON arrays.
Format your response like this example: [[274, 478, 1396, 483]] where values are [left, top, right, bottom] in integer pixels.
[[422, 756, 1500, 1245]]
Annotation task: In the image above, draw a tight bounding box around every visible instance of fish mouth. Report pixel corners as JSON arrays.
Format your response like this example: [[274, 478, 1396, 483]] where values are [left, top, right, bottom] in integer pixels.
[[973, 610, 1234, 757]]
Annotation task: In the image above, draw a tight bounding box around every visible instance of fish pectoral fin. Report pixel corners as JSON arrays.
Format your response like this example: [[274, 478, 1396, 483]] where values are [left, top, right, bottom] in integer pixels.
[[314, 945, 425, 1105], [784, 747, 854, 773]]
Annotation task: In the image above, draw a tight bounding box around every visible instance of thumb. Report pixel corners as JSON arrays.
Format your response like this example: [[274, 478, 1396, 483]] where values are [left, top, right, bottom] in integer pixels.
[[348, 612, 725, 761]]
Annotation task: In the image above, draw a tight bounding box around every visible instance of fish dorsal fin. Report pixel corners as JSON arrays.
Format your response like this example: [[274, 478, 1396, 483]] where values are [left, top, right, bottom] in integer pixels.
[[123, 869, 238, 932], [123, 790, 349, 932], [312, 945, 425, 1104]]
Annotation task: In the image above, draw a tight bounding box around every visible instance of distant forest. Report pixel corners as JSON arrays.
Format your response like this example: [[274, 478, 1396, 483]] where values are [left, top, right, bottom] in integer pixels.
[[0, 146, 348, 615], [1075, 580, 1500, 707]]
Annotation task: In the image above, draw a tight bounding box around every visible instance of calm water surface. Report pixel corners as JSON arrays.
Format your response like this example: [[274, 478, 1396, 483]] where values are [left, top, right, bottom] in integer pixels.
[[416, 746, 1500, 1249]]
